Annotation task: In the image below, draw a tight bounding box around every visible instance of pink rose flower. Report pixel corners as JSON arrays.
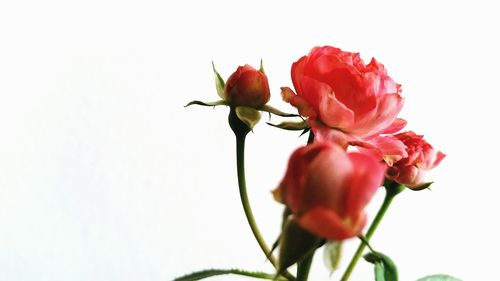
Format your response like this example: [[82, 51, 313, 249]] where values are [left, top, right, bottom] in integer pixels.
[[224, 64, 270, 108], [282, 46, 404, 138], [383, 131, 445, 189], [274, 142, 386, 240]]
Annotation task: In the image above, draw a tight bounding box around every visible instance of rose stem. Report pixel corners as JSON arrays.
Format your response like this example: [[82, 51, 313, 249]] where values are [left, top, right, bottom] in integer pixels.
[[340, 181, 404, 281], [230, 108, 295, 280], [235, 133, 276, 265]]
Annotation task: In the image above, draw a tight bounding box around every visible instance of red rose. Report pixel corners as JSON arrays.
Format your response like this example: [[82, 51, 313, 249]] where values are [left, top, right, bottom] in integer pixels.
[[274, 142, 386, 240], [224, 64, 270, 108], [384, 131, 445, 189], [282, 46, 404, 138]]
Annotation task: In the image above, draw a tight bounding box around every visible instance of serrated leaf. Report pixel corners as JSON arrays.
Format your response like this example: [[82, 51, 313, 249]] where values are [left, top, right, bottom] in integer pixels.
[[416, 274, 462, 281], [212, 62, 226, 99], [323, 241, 342, 273], [173, 268, 286, 281], [278, 218, 320, 273], [235, 106, 261, 130], [364, 252, 398, 281], [185, 100, 228, 107]]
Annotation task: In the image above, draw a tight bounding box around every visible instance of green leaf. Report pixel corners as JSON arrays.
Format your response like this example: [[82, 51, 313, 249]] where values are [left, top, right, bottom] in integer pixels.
[[267, 120, 308, 131], [173, 268, 287, 281], [278, 218, 320, 273], [323, 241, 342, 273], [185, 100, 228, 107], [323, 241, 343, 274], [212, 62, 226, 99], [416, 274, 462, 281], [374, 261, 386, 281], [364, 252, 398, 281], [235, 106, 261, 130]]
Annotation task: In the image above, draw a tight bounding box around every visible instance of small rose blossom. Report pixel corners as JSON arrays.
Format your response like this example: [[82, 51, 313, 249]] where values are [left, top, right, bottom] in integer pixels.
[[282, 46, 404, 139], [224, 64, 270, 108], [384, 131, 445, 189], [273, 142, 386, 240]]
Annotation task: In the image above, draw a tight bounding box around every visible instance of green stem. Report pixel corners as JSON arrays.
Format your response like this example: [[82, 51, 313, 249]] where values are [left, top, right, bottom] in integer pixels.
[[340, 181, 404, 281], [296, 252, 315, 281], [229, 108, 295, 281], [236, 133, 277, 267]]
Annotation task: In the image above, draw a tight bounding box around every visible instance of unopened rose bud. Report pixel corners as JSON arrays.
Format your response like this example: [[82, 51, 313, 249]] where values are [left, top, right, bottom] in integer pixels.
[[224, 64, 270, 108], [274, 141, 386, 241]]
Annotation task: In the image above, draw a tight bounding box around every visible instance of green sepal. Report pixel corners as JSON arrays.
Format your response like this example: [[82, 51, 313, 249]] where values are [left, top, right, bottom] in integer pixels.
[[281, 207, 292, 231], [267, 234, 280, 262], [212, 62, 226, 100], [259, 59, 265, 74], [416, 274, 462, 281], [278, 218, 321, 274], [300, 127, 311, 137], [267, 120, 308, 131], [407, 181, 433, 191], [267, 207, 292, 261], [260, 104, 301, 117], [235, 106, 261, 130], [323, 241, 343, 274], [364, 252, 398, 281], [185, 100, 229, 107]]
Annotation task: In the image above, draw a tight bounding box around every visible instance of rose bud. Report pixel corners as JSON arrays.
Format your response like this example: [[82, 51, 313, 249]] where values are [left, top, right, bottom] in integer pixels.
[[384, 131, 445, 189], [224, 64, 271, 108], [273, 142, 386, 241], [281, 46, 404, 139]]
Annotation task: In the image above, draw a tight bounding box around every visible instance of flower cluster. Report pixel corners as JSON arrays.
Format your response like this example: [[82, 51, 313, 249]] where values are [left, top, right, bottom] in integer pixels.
[[183, 45, 447, 281], [276, 46, 445, 243]]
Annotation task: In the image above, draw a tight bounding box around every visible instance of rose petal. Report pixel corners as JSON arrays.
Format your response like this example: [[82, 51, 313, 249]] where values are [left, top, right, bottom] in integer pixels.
[[297, 207, 366, 240], [299, 77, 356, 129], [291, 57, 307, 97], [281, 87, 316, 118], [376, 118, 407, 135], [299, 144, 353, 214], [354, 93, 404, 137], [344, 153, 386, 218], [279, 144, 326, 212]]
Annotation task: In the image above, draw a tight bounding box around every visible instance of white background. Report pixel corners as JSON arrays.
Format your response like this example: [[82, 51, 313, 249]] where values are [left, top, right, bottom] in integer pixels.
[[0, 0, 497, 280]]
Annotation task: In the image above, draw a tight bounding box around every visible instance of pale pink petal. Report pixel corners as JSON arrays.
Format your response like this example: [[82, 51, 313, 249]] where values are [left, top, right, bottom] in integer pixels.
[[365, 135, 408, 166], [431, 151, 446, 168], [299, 77, 356, 129], [376, 118, 407, 135], [280, 87, 316, 118], [310, 121, 350, 149], [353, 93, 404, 137], [394, 165, 420, 187]]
